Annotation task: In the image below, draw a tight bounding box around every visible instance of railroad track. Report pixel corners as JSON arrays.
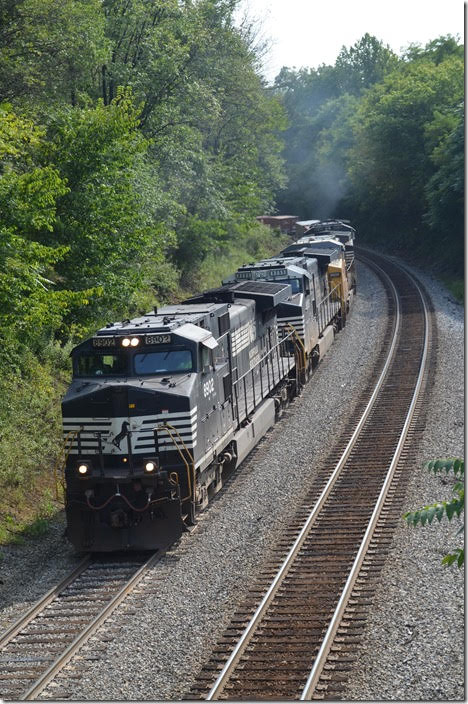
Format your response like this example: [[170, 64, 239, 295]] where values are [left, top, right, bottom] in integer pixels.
[[188, 252, 435, 700], [0, 552, 160, 701]]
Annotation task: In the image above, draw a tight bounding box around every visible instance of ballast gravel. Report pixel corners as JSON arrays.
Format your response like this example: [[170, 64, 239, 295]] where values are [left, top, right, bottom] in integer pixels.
[[341, 258, 464, 702], [0, 259, 463, 701]]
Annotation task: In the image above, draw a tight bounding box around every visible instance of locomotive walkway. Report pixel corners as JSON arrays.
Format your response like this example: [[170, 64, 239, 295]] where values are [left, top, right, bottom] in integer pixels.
[[187, 252, 435, 700]]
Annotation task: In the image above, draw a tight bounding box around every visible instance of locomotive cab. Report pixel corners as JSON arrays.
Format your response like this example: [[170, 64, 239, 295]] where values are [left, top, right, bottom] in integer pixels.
[[62, 306, 233, 552], [224, 257, 320, 355]]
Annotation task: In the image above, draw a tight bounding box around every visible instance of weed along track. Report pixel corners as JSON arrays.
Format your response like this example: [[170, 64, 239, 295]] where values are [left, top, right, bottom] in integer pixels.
[[188, 252, 435, 701]]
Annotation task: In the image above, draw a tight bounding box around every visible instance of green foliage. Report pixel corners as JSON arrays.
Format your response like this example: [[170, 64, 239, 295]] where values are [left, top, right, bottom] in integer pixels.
[[181, 221, 288, 293], [276, 34, 464, 282], [334, 33, 399, 93], [425, 458, 464, 478], [403, 459, 464, 567], [441, 276, 464, 303], [348, 50, 463, 246], [0, 0, 288, 542], [442, 548, 464, 568], [423, 103, 464, 274], [274, 35, 399, 219], [0, 348, 67, 487], [98, 0, 287, 249], [0, 104, 91, 361], [39, 91, 171, 323], [403, 35, 464, 64], [0, 0, 109, 106]]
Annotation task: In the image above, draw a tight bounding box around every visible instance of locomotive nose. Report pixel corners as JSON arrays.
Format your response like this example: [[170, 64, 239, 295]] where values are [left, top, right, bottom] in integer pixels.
[[62, 381, 131, 420]]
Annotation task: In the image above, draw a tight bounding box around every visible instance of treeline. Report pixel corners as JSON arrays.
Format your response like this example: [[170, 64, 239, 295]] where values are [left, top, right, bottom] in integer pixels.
[[0, 0, 288, 532], [274, 34, 464, 281]]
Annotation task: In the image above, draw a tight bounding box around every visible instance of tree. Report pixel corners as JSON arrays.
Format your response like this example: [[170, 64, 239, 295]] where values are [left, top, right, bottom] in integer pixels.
[[0, 0, 109, 106], [273, 35, 398, 218], [403, 34, 463, 65], [423, 103, 464, 274], [38, 90, 171, 324], [403, 459, 464, 568], [347, 49, 463, 244], [335, 33, 399, 93], [96, 0, 287, 282], [0, 103, 88, 361]]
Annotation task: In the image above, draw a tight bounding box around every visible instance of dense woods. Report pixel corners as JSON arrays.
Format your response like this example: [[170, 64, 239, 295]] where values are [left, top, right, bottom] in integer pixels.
[[274, 34, 464, 280], [0, 0, 463, 537]]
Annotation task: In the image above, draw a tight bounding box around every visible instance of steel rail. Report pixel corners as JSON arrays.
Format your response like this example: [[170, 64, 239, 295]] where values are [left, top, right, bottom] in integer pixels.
[[206, 262, 401, 701], [300, 263, 429, 699], [0, 556, 91, 650], [22, 551, 160, 701]]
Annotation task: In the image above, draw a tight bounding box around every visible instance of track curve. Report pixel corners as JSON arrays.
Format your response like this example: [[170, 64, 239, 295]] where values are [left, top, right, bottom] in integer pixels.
[[188, 251, 435, 701]]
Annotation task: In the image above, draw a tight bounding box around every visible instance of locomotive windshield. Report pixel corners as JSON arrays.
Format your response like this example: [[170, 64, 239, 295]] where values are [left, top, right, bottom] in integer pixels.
[[75, 353, 128, 377], [134, 349, 193, 375], [288, 278, 303, 294]]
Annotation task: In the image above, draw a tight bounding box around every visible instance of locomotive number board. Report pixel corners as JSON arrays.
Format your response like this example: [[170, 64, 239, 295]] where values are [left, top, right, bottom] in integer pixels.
[[92, 336, 116, 347], [145, 334, 172, 345]]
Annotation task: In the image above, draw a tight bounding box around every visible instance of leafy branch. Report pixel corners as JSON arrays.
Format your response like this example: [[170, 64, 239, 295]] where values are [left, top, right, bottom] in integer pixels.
[[403, 458, 464, 567]]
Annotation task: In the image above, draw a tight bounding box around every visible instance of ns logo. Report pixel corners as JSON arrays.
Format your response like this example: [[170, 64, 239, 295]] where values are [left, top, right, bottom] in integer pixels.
[[203, 378, 215, 398]]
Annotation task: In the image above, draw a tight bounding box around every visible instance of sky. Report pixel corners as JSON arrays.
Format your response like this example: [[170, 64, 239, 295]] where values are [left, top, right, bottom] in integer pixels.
[[235, 0, 465, 82]]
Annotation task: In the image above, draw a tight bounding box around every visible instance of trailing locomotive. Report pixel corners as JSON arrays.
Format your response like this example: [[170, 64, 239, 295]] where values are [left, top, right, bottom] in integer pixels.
[[61, 221, 356, 552]]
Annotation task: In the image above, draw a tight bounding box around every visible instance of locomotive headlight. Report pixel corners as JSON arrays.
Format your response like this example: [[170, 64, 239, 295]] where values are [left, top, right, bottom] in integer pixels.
[[144, 461, 156, 473], [77, 462, 90, 476], [130, 337, 140, 347], [121, 337, 131, 347]]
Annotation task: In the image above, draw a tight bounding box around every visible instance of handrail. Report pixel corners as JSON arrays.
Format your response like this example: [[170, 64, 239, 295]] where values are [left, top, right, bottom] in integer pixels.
[[153, 423, 194, 502], [316, 283, 342, 334], [233, 328, 295, 388], [316, 282, 341, 309], [54, 429, 80, 501], [231, 328, 296, 422]]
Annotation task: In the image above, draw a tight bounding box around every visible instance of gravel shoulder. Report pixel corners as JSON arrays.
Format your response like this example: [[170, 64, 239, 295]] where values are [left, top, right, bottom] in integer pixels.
[[0, 515, 79, 634], [0, 258, 463, 701]]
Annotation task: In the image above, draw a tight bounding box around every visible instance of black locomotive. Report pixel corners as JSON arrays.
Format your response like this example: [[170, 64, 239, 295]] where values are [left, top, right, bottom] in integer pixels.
[[61, 220, 356, 551]]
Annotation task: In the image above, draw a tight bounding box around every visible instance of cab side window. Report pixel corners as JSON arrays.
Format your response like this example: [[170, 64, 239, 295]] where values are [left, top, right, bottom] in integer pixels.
[[201, 345, 212, 372]]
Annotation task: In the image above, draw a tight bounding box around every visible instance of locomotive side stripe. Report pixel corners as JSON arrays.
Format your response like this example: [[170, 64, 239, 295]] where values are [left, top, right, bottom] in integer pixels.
[[64, 422, 198, 438], [67, 443, 197, 454], [137, 421, 197, 434], [63, 420, 112, 427], [136, 432, 198, 443], [136, 441, 197, 450]]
